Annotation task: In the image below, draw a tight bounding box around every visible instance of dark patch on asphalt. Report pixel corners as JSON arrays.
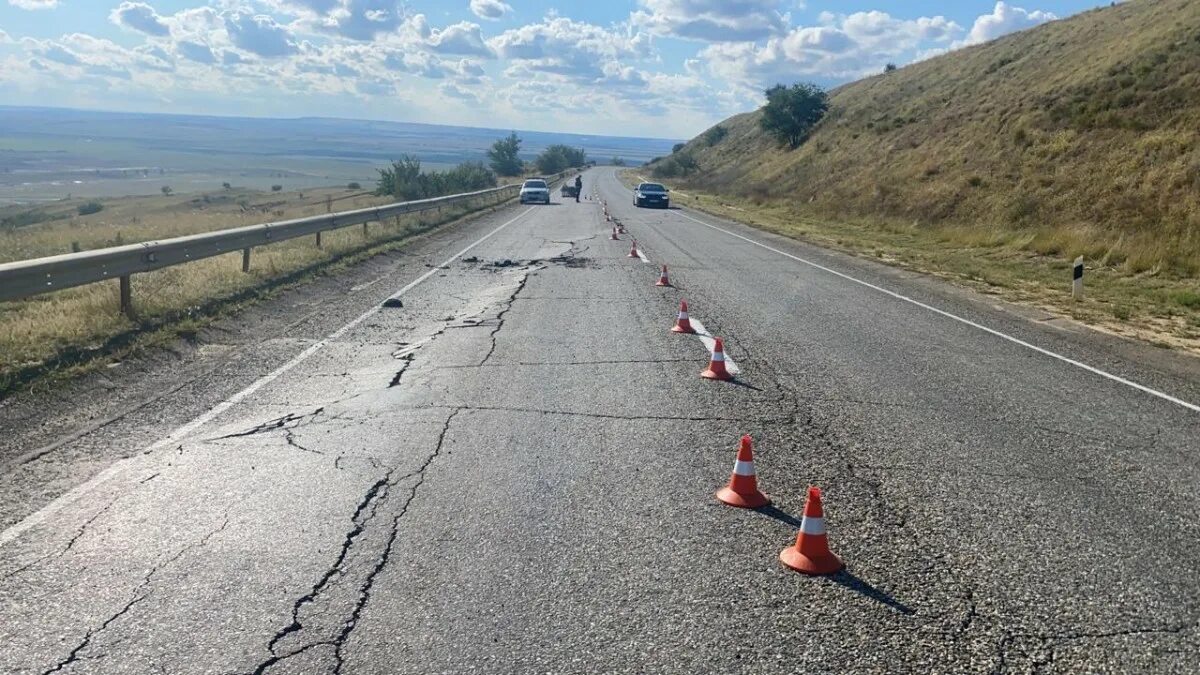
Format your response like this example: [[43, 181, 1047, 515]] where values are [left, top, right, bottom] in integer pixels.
[[381, 297, 404, 309]]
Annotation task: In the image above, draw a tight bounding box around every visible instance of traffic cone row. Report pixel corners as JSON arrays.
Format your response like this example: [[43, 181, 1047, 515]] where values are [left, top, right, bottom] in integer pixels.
[[628, 240, 640, 258], [717, 436, 844, 576], [655, 265, 671, 287], [610, 227, 620, 241]]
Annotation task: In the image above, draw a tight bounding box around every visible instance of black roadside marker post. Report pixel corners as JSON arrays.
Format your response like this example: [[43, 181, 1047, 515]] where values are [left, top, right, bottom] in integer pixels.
[[1072, 256, 1084, 300]]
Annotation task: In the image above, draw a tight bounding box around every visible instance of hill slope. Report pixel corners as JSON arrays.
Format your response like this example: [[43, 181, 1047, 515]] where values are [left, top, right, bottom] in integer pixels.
[[667, 0, 1200, 276]]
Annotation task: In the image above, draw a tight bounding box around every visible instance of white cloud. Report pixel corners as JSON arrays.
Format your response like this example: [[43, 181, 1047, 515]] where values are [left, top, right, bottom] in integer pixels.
[[176, 40, 217, 64], [8, 0, 58, 9], [0, 30, 11, 44], [470, 0, 512, 21], [490, 16, 654, 84], [632, 0, 789, 42], [224, 12, 298, 57], [961, 2, 1056, 46], [428, 22, 494, 57], [110, 2, 170, 38], [439, 81, 479, 102], [701, 10, 962, 89]]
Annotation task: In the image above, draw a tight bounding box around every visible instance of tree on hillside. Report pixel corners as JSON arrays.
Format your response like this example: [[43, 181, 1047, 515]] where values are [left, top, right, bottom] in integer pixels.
[[534, 145, 587, 174], [760, 83, 829, 148], [488, 132, 524, 176]]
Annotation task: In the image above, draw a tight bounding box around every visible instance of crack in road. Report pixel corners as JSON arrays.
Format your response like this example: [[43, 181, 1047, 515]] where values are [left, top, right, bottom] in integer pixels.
[[991, 619, 1198, 673], [478, 271, 535, 367], [1, 492, 127, 582], [40, 511, 234, 675], [213, 408, 326, 441], [248, 407, 465, 675]]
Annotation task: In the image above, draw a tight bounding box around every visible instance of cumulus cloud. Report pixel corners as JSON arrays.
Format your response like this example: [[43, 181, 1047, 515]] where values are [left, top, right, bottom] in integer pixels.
[[632, 0, 789, 42], [0, 29, 11, 44], [110, 2, 170, 37], [8, 0, 58, 9], [470, 0, 512, 21], [961, 2, 1056, 46], [490, 16, 653, 84], [269, 0, 408, 41], [439, 81, 479, 102], [701, 10, 963, 89], [224, 12, 298, 57], [428, 22, 494, 57], [176, 40, 217, 64]]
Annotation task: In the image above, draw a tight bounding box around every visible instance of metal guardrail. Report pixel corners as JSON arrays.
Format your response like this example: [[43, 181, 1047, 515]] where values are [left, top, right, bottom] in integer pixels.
[[0, 171, 572, 316]]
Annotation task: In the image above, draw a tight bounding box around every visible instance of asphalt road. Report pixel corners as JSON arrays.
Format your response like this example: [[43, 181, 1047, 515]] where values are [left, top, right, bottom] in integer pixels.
[[1, 167, 1198, 673]]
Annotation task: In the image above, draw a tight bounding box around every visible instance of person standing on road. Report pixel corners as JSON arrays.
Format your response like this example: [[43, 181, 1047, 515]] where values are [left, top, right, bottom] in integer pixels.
[[574, 175, 582, 203]]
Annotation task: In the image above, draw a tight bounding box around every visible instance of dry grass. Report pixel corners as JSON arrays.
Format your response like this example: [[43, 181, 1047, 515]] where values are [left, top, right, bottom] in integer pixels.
[[0, 186, 509, 393], [670, 0, 1200, 278]]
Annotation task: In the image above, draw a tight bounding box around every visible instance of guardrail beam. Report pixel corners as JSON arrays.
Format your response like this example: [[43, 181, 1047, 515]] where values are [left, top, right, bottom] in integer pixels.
[[0, 171, 574, 307]]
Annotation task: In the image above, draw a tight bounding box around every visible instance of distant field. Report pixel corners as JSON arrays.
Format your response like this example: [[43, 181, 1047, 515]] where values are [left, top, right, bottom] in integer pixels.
[[0, 106, 676, 204]]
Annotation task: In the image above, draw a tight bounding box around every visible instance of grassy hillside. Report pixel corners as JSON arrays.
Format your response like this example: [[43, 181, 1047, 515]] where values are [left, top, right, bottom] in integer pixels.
[[668, 0, 1200, 277]]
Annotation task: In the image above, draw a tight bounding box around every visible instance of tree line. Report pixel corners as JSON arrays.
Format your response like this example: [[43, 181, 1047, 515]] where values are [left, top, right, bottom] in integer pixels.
[[375, 133, 589, 199]]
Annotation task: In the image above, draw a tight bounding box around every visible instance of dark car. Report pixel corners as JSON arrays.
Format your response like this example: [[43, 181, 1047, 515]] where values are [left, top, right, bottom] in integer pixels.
[[633, 182, 670, 208]]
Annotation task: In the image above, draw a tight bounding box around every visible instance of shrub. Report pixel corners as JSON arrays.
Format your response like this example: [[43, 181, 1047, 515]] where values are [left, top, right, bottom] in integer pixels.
[[703, 125, 728, 146], [885, 63, 898, 73], [271, 185, 283, 192], [672, 143, 686, 154], [347, 182, 362, 190], [534, 145, 587, 174], [488, 132, 524, 176], [376, 155, 497, 201], [222, 182, 232, 190], [611, 157, 626, 166], [161, 185, 172, 196], [760, 82, 830, 148], [77, 201, 103, 216]]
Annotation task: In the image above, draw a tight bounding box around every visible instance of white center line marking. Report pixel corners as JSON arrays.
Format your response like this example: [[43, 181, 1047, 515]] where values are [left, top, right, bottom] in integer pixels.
[[672, 210, 1199, 414], [0, 207, 539, 548]]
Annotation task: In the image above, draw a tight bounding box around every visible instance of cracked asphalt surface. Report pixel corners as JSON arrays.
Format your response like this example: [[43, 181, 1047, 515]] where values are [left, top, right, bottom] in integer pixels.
[[2, 167, 1199, 673]]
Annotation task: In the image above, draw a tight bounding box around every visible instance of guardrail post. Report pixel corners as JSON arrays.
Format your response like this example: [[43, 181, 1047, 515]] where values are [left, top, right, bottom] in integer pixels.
[[363, 222, 369, 237], [119, 275, 133, 319], [316, 231, 322, 249], [242, 247, 251, 273]]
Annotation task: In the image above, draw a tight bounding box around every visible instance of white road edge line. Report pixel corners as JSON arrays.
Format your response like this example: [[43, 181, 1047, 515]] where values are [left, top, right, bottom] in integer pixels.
[[0, 207, 539, 549], [673, 210, 1200, 414], [636, 248, 651, 264], [687, 317, 740, 376]]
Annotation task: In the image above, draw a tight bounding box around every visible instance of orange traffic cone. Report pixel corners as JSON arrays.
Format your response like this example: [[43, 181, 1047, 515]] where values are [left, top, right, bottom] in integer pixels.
[[610, 227, 620, 240], [701, 338, 733, 381], [716, 435, 770, 508], [606, 213, 612, 222], [671, 300, 695, 334], [656, 265, 672, 287], [628, 240, 640, 258], [780, 487, 844, 576]]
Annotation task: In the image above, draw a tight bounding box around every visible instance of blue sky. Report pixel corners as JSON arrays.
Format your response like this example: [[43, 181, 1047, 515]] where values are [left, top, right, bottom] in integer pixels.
[[0, 1, 1111, 137]]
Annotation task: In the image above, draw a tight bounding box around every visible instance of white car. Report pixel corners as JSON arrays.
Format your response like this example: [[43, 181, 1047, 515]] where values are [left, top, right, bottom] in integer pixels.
[[519, 178, 551, 204]]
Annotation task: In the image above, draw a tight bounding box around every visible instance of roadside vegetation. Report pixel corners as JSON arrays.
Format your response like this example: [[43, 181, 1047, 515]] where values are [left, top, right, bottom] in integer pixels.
[[534, 145, 587, 174], [646, 0, 1200, 353], [375, 155, 497, 200], [0, 182, 511, 396]]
